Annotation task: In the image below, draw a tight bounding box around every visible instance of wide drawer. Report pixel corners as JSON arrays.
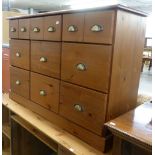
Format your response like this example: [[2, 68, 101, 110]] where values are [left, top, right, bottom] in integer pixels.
[[59, 82, 107, 135], [10, 66, 30, 99], [84, 11, 115, 44], [31, 72, 60, 113], [31, 41, 61, 78], [61, 43, 112, 93], [9, 19, 18, 39], [10, 39, 30, 70], [19, 18, 30, 39]]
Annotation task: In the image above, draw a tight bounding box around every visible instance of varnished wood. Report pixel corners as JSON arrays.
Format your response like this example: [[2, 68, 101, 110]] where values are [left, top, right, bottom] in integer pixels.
[[84, 10, 115, 44], [31, 41, 61, 78], [61, 43, 112, 92], [44, 15, 62, 41], [60, 81, 107, 135], [9, 19, 18, 38], [106, 10, 146, 121], [10, 39, 30, 70], [3, 93, 106, 154], [62, 13, 84, 42], [31, 72, 60, 113], [105, 103, 152, 151], [19, 18, 30, 39], [10, 66, 30, 99], [30, 17, 43, 40]]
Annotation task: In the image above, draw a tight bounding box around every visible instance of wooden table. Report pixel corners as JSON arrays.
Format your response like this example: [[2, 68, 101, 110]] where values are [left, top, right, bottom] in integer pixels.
[[3, 93, 110, 155], [105, 102, 152, 155]]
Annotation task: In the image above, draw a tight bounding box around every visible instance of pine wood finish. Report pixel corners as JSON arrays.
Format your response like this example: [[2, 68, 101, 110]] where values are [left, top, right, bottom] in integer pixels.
[[31, 72, 60, 113], [10, 40, 30, 70], [10, 67, 30, 99], [8, 5, 147, 153], [31, 41, 61, 78], [61, 43, 112, 92]]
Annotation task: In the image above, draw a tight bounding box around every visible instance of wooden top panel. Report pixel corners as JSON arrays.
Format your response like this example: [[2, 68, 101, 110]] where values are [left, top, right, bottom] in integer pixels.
[[105, 102, 152, 150], [8, 4, 147, 20], [2, 93, 106, 155]]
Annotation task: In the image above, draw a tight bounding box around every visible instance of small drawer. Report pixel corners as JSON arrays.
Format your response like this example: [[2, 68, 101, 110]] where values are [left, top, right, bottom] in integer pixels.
[[19, 18, 30, 39], [30, 17, 43, 40], [62, 13, 84, 42], [84, 11, 115, 44], [9, 19, 18, 38], [31, 41, 61, 78], [60, 82, 107, 135], [61, 43, 112, 93], [10, 66, 30, 99], [10, 40, 30, 70], [44, 15, 62, 41], [31, 72, 60, 113]]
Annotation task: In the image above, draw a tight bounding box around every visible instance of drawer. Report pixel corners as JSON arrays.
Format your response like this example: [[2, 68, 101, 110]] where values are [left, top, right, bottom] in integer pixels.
[[62, 13, 84, 42], [9, 19, 18, 38], [31, 41, 61, 78], [61, 43, 112, 92], [30, 17, 43, 40], [60, 82, 107, 135], [44, 15, 62, 41], [10, 40, 30, 70], [19, 18, 30, 39], [84, 11, 115, 44], [31, 72, 59, 113], [10, 66, 30, 99]]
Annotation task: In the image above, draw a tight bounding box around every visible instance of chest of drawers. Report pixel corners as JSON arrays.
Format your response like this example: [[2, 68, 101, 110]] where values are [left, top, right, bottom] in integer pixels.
[[8, 5, 146, 152]]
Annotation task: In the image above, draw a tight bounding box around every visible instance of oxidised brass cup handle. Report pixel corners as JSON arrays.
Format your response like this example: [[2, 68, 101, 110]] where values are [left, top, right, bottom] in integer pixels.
[[40, 90, 46, 96], [20, 27, 27, 32], [15, 80, 20, 85], [40, 57, 47, 62], [10, 27, 16, 32], [76, 63, 86, 71], [91, 24, 103, 32], [68, 25, 78, 32], [48, 26, 56, 32], [33, 27, 40, 32], [74, 104, 83, 112], [16, 52, 21, 57]]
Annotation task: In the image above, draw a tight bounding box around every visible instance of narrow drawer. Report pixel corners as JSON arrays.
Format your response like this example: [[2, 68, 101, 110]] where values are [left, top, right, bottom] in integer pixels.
[[10, 66, 30, 99], [9, 19, 18, 38], [84, 11, 115, 44], [60, 82, 107, 135], [62, 13, 84, 42], [44, 15, 62, 41], [10, 40, 30, 70], [30, 17, 43, 40], [31, 41, 61, 78], [19, 18, 30, 39], [31, 72, 60, 113], [61, 43, 112, 93]]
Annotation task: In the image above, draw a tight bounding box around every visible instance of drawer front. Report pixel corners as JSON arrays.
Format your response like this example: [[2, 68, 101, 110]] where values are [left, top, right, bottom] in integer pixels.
[[44, 15, 62, 41], [30, 17, 43, 40], [60, 82, 107, 135], [10, 66, 30, 99], [10, 40, 30, 70], [9, 20, 18, 38], [19, 18, 30, 39], [62, 13, 84, 42], [84, 11, 115, 44], [61, 43, 112, 92], [31, 41, 61, 78], [31, 72, 60, 113]]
